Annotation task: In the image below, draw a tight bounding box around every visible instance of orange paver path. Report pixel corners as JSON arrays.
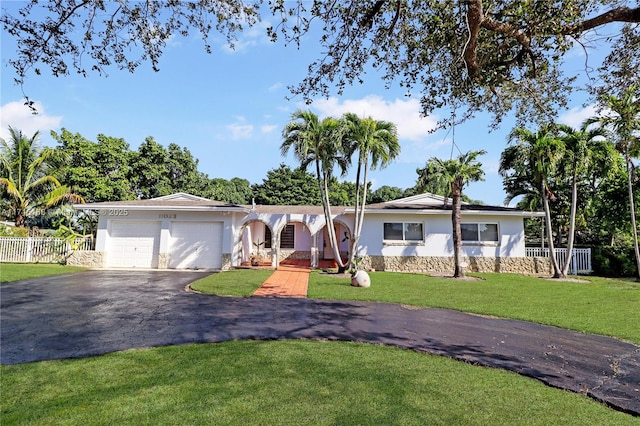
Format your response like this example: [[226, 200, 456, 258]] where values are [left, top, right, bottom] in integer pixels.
[[252, 265, 310, 298]]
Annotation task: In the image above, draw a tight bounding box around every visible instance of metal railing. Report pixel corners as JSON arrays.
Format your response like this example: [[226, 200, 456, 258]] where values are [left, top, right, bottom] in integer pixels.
[[525, 247, 592, 275], [0, 237, 94, 263]]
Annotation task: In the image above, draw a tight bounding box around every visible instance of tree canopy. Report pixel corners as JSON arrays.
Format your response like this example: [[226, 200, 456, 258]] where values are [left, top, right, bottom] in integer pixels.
[[2, 1, 638, 125]]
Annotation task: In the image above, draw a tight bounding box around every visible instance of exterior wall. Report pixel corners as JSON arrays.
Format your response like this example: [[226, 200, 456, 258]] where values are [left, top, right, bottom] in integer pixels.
[[357, 213, 526, 258], [362, 255, 553, 275]]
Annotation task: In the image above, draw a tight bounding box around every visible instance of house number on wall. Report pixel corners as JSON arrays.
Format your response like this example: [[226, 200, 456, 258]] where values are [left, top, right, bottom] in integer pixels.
[[159, 213, 177, 219]]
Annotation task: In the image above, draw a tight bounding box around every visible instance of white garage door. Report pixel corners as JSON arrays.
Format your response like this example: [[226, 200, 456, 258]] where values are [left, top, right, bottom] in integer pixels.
[[169, 221, 223, 269], [107, 221, 161, 268]]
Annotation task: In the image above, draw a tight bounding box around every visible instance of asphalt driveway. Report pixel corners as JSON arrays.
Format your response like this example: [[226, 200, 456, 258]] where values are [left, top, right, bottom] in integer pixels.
[[1, 270, 638, 416]]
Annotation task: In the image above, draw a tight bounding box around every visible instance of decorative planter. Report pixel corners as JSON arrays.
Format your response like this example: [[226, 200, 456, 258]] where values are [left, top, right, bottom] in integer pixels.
[[350, 270, 371, 288]]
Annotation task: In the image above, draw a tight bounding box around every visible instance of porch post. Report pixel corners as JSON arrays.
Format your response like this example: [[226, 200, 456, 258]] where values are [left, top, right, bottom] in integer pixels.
[[311, 232, 319, 268]]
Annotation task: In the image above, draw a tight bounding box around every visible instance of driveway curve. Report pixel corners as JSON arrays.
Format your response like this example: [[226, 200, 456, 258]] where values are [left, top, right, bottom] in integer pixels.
[[1, 270, 638, 416]]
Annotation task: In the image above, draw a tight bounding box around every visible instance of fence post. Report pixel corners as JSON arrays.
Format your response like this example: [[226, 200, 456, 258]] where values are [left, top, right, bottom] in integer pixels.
[[26, 237, 33, 263]]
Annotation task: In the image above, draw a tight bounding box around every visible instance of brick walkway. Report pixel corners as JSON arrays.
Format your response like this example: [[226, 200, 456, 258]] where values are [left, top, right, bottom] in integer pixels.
[[252, 265, 310, 297]]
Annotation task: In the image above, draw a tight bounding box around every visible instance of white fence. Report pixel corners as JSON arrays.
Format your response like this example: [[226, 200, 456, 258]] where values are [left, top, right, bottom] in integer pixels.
[[526, 247, 592, 275], [0, 237, 94, 263]]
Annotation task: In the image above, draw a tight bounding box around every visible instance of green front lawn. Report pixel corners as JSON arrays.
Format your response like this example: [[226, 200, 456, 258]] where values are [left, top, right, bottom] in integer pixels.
[[190, 268, 274, 296], [1, 340, 636, 425], [0, 263, 87, 283]]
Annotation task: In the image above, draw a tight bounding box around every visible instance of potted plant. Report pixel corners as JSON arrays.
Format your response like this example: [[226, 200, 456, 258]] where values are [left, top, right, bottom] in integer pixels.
[[250, 239, 265, 266]]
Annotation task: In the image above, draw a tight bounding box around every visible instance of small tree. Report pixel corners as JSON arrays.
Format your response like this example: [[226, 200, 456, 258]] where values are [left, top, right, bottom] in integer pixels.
[[416, 150, 486, 278], [281, 110, 349, 269], [500, 127, 564, 278], [0, 127, 83, 227], [589, 86, 640, 279]]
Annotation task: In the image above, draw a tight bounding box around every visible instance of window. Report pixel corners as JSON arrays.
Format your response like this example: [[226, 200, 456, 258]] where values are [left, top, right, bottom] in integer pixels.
[[383, 222, 423, 242], [280, 224, 295, 249], [461, 223, 499, 242], [264, 226, 272, 248], [264, 224, 295, 248]]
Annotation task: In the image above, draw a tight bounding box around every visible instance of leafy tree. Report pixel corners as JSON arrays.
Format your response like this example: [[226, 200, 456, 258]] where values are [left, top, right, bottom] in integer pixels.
[[369, 185, 405, 203], [416, 150, 486, 278], [500, 127, 564, 278], [0, 127, 83, 227], [129, 137, 172, 199], [52, 129, 135, 202], [3, 2, 638, 126], [281, 110, 349, 269], [590, 86, 640, 279], [203, 177, 252, 204], [343, 113, 400, 270], [556, 122, 614, 277], [166, 143, 210, 196], [252, 164, 321, 205]]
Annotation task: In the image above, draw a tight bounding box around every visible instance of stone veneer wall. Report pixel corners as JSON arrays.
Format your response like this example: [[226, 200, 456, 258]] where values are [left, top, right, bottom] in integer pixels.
[[221, 254, 232, 270], [158, 253, 170, 269], [361, 255, 553, 275], [279, 249, 311, 261], [67, 251, 105, 268]]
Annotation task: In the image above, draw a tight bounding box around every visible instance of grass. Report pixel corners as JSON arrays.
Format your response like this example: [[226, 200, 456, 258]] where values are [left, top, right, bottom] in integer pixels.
[[0, 263, 87, 283], [190, 268, 274, 296], [1, 340, 636, 425]]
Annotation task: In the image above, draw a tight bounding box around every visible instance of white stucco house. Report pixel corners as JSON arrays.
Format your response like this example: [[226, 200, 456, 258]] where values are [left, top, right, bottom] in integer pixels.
[[71, 192, 550, 274]]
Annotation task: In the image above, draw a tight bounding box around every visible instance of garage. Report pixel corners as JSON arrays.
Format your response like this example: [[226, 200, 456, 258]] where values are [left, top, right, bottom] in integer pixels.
[[169, 221, 223, 269], [106, 221, 161, 268]]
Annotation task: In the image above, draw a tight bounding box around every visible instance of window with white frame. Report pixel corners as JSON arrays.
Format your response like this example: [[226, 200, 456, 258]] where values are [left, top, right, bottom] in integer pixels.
[[383, 222, 424, 242], [460, 223, 499, 242]]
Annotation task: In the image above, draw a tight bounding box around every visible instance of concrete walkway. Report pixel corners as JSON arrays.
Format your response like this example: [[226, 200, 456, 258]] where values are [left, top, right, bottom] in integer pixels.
[[1, 270, 638, 416]]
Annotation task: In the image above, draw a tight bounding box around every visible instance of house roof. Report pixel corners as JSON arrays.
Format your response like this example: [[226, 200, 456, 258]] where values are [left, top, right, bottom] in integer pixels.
[[73, 192, 249, 212], [358, 193, 544, 217], [73, 192, 542, 217]]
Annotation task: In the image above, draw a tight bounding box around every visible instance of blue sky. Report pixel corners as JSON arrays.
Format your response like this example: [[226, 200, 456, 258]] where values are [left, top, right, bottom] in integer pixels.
[[1, 3, 604, 206]]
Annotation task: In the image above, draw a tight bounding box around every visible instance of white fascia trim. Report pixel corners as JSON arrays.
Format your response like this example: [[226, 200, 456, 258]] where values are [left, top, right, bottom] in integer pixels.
[[72, 204, 251, 213], [356, 208, 545, 217]]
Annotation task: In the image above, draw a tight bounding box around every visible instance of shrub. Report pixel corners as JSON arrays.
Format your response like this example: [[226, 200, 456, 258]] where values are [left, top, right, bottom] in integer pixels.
[[592, 246, 638, 277]]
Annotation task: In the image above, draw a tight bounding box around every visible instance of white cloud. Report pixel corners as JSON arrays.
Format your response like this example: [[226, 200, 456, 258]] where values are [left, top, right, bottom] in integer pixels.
[[559, 104, 598, 128], [260, 124, 278, 134], [227, 123, 254, 140], [0, 100, 63, 142], [226, 116, 253, 139], [268, 82, 282, 92], [312, 95, 438, 142]]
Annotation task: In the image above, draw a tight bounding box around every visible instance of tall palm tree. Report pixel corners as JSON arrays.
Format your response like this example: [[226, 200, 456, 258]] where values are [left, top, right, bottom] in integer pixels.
[[500, 127, 564, 278], [343, 113, 400, 271], [281, 110, 349, 268], [0, 127, 83, 227], [590, 85, 640, 279], [416, 150, 486, 278], [556, 122, 614, 277]]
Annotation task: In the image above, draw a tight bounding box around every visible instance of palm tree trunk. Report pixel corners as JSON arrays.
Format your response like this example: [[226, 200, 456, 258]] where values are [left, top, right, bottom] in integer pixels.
[[542, 181, 561, 278], [349, 159, 364, 270], [315, 160, 346, 270], [625, 155, 640, 280], [561, 172, 578, 277], [452, 182, 464, 278]]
